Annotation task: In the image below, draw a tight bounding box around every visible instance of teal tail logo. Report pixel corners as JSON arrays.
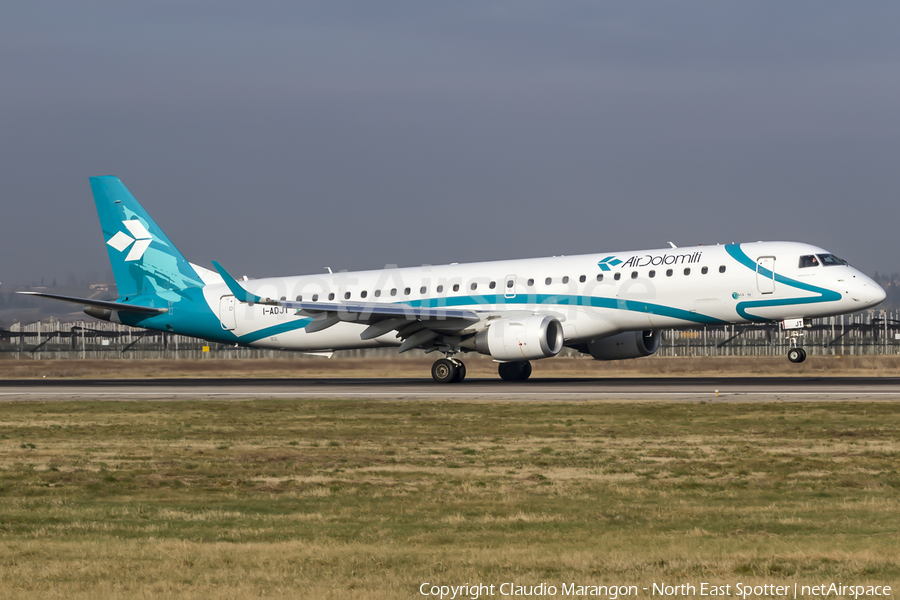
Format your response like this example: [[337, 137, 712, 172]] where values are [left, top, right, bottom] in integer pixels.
[[597, 256, 623, 272]]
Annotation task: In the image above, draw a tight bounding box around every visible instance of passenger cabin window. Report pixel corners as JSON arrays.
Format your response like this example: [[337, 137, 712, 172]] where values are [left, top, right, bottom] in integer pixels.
[[562, 276, 569, 284], [328, 292, 335, 300], [527, 278, 534, 286], [701, 267, 708, 274], [453, 284, 460, 292], [360, 290, 367, 298], [579, 275, 586, 283], [420, 286, 426, 294], [471, 283, 477, 290], [799, 255, 820, 268], [344, 292, 351, 299], [390, 288, 397, 296], [545, 277, 552, 285], [818, 254, 848, 266], [312, 294, 319, 301], [666, 269, 673, 277], [596, 274, 604, 281], [489, 281, 496, 289], [437, 285, 443, 293], [719, 266, 726, 273], [614, 273, 621, 281], [296, 295, 302, 301], [280, 296, 286, 301], [630, 271, 638, 279], [506, 280, 514, 288], [649, 270, 655, 278], [404, 287, 411, 295], [374, 290, 381, 297], [684, 268, 691, 276]]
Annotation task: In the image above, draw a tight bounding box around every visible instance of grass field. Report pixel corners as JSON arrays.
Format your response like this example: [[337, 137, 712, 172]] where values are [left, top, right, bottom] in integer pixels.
[[1, 399, 898, 599], [2, 354, 900, 379]]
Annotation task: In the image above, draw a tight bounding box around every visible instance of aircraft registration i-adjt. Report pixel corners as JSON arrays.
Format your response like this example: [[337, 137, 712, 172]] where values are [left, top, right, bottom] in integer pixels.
[[23, 177, 887, 383]]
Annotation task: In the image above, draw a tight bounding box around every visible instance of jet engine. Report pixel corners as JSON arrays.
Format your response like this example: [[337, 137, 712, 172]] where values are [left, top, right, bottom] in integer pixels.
[[586, 330, 660, 360], [462, 314, 564, 361]]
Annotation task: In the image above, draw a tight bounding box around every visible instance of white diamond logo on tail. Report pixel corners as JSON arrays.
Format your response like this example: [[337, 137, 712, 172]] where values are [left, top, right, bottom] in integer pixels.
[[107, 231, 134, 253], [123, 220, 151, 240], [106, 220, 153, 261]]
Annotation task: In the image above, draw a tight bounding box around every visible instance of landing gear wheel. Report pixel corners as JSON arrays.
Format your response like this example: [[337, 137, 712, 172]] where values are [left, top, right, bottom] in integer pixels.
[[453, 361, 467, 383], [432, 358, 458, 383], [498, 361, 533, 382], [787, 348, 807, 363]]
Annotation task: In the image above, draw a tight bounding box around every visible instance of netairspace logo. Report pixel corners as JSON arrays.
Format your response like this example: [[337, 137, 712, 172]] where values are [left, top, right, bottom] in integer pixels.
[[107, 220, 153, 261]]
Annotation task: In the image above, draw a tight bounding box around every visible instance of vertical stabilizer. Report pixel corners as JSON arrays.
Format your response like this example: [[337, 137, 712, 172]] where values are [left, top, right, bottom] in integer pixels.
[[90, 176, 203, 298]]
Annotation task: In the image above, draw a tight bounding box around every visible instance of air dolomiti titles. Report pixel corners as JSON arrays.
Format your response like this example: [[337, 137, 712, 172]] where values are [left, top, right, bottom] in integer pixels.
[[621, 251, 703, 268]]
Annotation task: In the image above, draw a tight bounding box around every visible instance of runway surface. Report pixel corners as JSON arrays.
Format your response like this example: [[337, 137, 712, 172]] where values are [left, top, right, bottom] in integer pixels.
[[0, 377, 898, 401]]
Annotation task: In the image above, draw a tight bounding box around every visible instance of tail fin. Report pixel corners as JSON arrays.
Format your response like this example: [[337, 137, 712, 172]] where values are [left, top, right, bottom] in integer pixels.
[[90, 176, 203, 298]]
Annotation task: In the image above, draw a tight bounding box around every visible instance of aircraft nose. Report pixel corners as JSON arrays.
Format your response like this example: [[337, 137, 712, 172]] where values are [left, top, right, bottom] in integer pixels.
[[870, 282, 887, 307], [856, 275, 887, 307], [846, 273, 887, 308]]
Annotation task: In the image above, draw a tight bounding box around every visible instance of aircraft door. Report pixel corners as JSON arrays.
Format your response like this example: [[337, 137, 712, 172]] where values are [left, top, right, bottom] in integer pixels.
[[219, 295, 237, 330], [756, 257, 776, 294], [504, 275, 517, 299]]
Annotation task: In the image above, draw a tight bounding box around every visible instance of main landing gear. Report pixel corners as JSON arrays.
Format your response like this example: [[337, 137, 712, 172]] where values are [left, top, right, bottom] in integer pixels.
[[430, 358, 534, 383], [431, 357, 467, 384], [498, 361, 532, 382]]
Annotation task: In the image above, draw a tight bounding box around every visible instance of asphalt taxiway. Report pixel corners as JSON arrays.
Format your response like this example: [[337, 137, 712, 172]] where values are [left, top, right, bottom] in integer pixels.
[[0, 377, 898, 402]]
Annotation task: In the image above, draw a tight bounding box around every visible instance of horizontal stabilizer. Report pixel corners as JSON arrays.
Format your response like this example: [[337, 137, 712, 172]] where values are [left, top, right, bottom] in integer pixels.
[[17, 291, 168, 315]]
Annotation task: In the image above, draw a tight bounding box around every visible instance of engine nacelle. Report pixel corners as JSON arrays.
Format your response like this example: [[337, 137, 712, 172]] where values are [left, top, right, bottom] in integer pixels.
[[462, 314, 564, 361], [587, 330, 660, 360]]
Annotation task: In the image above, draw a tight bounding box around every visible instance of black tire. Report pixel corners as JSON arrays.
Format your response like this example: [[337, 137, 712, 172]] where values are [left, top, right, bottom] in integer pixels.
[[453, 361, 467, 383], [798, 348, 807, 363], [432, 358, 458, 383], [788, 348, 804, 363], [498, 361, 532, 381], [521, 361, 533, 380]]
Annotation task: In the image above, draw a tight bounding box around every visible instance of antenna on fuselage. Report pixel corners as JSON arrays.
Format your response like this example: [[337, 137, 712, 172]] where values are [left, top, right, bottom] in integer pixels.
[[325, 267, 333, 274], [668, 242, 677, 248]]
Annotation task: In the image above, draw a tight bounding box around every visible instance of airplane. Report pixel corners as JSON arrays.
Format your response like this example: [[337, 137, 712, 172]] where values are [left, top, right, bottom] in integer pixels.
[[22, 176, 886, 383]]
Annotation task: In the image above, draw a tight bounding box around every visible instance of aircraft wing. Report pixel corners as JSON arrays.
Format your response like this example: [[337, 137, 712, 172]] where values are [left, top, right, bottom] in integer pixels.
[[211, 262, 482, 351], [16, 291, 169, 315]]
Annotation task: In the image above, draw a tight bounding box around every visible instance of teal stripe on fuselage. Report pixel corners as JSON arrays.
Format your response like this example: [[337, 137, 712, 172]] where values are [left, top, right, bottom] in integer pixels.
[[724, 244, 842, 322], [238, 319, 314, 344], [119, 287, 726, 346]]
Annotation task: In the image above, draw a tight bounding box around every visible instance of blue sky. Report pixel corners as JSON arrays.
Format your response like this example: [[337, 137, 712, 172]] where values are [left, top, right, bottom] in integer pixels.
[[2, 2, 899, 285]]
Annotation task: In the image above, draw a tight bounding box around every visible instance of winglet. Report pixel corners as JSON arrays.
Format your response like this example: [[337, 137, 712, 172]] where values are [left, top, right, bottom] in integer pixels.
[[211, 261, 268, 304]]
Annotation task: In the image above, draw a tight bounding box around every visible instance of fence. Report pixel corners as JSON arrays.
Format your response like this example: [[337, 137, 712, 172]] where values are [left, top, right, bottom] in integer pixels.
[[2, 310, 899, 360]]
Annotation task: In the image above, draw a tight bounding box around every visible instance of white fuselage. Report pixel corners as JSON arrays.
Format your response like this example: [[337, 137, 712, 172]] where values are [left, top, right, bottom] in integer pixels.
[[197, 241, 885, 351]]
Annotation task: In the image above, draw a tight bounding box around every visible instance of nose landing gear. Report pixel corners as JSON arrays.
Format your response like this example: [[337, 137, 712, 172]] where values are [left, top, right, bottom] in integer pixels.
[[431, 357, 467, 383], [784, 319, 807, 363], [787, 347, 807, 363]]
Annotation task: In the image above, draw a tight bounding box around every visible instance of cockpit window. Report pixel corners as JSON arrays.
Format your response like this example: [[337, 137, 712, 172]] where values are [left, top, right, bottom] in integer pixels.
[[799, 255, 819, 268], [817, 253, 848, 267]]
